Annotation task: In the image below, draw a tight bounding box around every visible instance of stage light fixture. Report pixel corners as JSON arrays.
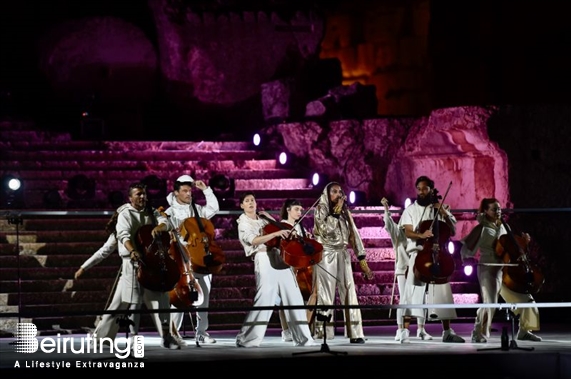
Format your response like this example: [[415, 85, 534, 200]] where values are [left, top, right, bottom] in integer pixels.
[[1, 174, 24, 208], [348, 190, 367, 206], [253, 133, 261, 146], [208, 174, 235, 208], [464, 265, 474, 276], [312, 173, 320, 186], [278, 152, 287, 165], [448, 241, 455, 254]]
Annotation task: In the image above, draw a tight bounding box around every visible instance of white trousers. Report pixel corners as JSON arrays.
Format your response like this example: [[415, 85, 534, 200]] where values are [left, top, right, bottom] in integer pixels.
[[94, 258, 172, 340], [235, 252, 314, 347], [475, 264, 539, 335]]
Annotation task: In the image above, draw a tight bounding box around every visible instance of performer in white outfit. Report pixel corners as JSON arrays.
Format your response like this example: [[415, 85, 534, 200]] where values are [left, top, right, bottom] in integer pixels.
[[74, 206, 140, 337], [398, 176, 465, 343], [153, 174, 220, 345], [381, 197, 432, 342], [460, 197, 542, 342], [94, 182, 183, 349], [277, 198, 321, 342], [312, 182, 373, 344], [235, 191, 315, 347]]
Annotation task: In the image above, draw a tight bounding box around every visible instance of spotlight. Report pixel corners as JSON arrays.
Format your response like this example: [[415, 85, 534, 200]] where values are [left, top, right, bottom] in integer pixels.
[[208, 174, 235, 208], [448, 241, 455, 254], [7, 177, 21, 191], [278, 152, 287, 165], [253, 133, 261, 146], [404, 198, 412, 208], [348, 190, 367, 206], [1, 174, 24, 208], [464, 265, 474, 276], [311, 173, 320, 186]]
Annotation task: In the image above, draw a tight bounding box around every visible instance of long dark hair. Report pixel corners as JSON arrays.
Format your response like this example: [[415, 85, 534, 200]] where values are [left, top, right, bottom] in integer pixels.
[[104, 212, 119, 236]]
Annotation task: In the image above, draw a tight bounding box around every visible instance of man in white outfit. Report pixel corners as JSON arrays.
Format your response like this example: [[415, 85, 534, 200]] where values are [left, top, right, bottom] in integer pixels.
[[398, 176, 465, 343], [153, 174, 220, 346], [94, 182, 183, 349]]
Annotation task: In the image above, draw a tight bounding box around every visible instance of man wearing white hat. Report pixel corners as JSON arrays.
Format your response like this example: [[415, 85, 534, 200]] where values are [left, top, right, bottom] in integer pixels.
[[152, 174, 220, 345]]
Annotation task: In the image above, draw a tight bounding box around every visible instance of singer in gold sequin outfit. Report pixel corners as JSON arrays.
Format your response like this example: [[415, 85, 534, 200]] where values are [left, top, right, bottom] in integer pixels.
[[311, 182, 373, 344]]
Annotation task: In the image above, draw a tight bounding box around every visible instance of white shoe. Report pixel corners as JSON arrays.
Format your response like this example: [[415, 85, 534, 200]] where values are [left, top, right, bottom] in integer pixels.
[[281, 329, 293, 342], [417, 329, 433, 340], [196, 332, 216, 344], [394, 329, 401, 341], [398, 328, 410, 343], [517, 330, 542, 342]]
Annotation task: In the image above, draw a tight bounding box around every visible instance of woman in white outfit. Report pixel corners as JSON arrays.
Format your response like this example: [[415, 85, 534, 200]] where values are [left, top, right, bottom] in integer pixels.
[[235, 191, 315, 347], [460, 197, 542, 343]]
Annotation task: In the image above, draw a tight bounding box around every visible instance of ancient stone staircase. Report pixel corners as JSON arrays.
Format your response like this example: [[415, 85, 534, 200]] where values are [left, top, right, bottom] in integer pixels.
[[0, 120, 480, 336]]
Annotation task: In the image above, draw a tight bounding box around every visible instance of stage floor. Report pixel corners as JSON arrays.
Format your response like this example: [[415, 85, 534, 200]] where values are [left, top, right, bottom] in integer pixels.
[[2, 322, 570, 378]]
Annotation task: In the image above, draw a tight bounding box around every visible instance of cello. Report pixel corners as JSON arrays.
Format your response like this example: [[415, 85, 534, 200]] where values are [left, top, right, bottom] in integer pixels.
[[135, 206, 181, 292], [413, 184, 456, 284], [495, 216, 544, 294], [259, 209, 323, 301], [157, 207, 204, 308], [179, 201, 225, 275], [259, 213, 323, 269]]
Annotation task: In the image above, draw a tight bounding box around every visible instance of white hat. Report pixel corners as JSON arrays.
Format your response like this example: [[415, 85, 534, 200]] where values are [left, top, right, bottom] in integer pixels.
[[176, 175, 194, 183]]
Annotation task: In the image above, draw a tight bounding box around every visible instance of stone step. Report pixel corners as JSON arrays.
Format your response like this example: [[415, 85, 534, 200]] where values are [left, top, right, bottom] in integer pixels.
[[0, 138, 254, 151], [19, 177, 313, 192], [0, 158, 282, 171], [3, 149, 267, 162], [6, 168, 300, 182]]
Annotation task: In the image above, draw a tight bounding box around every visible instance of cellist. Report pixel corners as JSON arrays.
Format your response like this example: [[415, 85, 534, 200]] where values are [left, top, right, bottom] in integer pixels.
[[460, 198, 542, 342], [398, 175, 465, 343], [235, 191, 316, 347], [152, 175, 220, 346], [114, 182, 183, 350], [276, 198, 320, 342]]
